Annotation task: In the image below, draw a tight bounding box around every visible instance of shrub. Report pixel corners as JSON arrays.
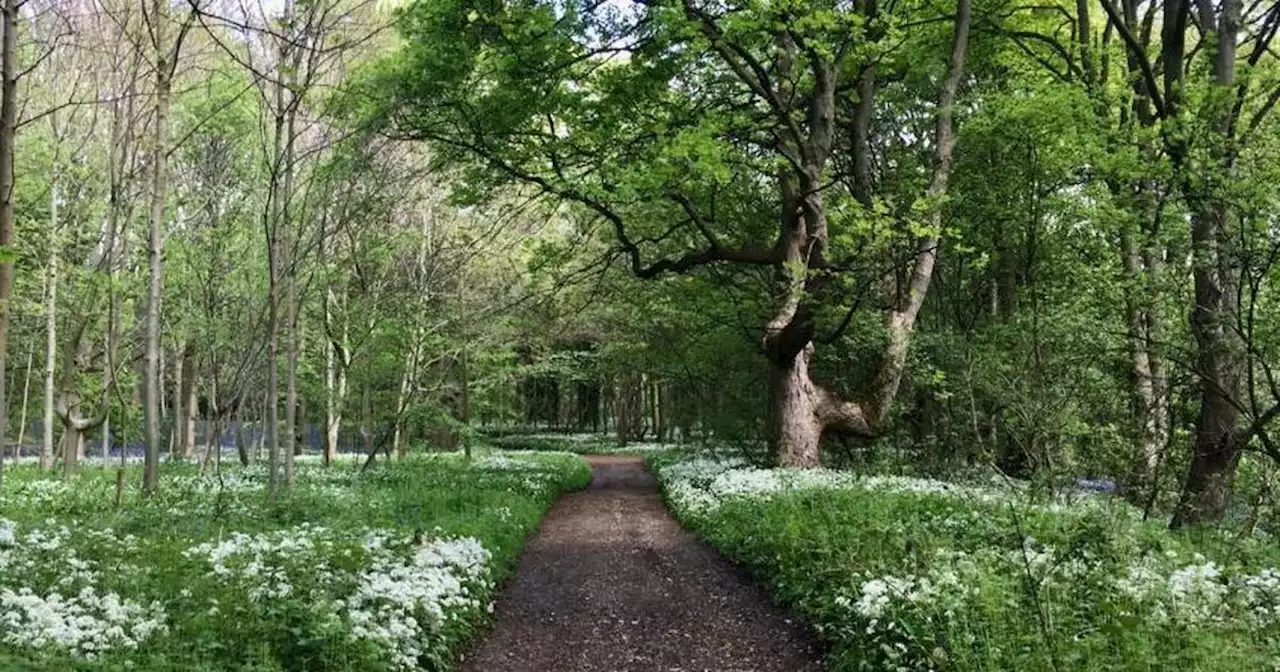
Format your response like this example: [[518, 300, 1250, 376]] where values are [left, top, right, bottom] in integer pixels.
[[0, 451, 590, 670], [652, 452, 1280, 671]]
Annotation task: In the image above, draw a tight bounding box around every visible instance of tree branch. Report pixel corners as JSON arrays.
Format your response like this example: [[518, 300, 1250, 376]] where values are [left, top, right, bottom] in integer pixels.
[[1099, 0, 1167, 117]]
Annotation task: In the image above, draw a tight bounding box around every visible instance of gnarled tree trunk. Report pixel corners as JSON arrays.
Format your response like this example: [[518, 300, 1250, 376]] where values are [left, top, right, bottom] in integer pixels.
[[762, 0, 970, 466]]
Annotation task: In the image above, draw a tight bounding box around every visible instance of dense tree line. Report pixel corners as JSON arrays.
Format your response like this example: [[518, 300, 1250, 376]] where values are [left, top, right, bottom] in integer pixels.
[[0, 0, 1278, 530], [368, 0, 1280, 528]]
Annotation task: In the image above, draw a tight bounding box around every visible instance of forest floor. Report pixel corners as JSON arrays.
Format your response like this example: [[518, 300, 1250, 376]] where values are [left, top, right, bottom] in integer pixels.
[[457, 455, 824, 672]]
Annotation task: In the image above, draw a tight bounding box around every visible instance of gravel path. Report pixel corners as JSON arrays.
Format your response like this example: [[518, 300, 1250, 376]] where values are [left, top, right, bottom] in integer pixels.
[[458, 455, 824, 672]]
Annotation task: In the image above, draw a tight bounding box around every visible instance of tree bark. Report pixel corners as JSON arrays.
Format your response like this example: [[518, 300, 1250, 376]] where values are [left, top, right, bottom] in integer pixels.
[[281, 62, 298, 485], [41, 215, 57, 470], [1120, 223, 1169, 499], [264, 34, 288, 495], [0, 0, 16, 480], [179, 341, 197, 459], [17, 346, 30, 456], [323, 288, 347, 464], [768, 346, 824, 467], [393, 351, 412, 460], [100, 315, 110, 460], [1172, 0, 1244, 527], [55, 326, 107, 480], [143, 0, 176, 496], [460, 344, 470, 459], [266, 224, 280, 495], [171, 339, 184, 458]]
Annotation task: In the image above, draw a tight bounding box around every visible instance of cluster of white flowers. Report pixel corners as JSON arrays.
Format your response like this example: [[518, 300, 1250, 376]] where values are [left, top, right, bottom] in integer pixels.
[[655, 455, 1143, 525], [832, 565, 969, 672], [655, 455, 1005, 515], [1237, 567, 1280, 626], [1006, 537, 1094, 584], [1116, 556, 1227, 624], [1111, 552, 1280, 627], [0, 518, 167, 658], [183, 523, 493, 671], [653, 456, 747, 514], [474, 455, 542, 471], [183, 524, 341, 603], [654, 455, 748, 483], [3, 479, 72, 508], [345, 537, 491, 670], [516, 433, 602, 444], [0, 586, 167, 656], [596, 442, 678, 455]]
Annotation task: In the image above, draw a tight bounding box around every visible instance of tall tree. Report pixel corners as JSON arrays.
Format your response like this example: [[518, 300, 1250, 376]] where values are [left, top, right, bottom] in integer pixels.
[[142, 0, 193, 494], [378, 0, 975, 465]]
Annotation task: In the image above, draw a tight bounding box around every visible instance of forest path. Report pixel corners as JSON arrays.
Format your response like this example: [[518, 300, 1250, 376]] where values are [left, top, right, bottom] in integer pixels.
[[457, 455, 824, 672]]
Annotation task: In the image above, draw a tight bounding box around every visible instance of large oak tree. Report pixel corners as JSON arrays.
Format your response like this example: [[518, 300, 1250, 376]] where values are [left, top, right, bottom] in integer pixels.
[[374, 0, 975, 465]]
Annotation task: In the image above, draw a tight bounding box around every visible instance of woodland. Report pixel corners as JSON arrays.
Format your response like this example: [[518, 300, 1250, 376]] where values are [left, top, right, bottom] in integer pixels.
[[0, 0, 1276, 669]]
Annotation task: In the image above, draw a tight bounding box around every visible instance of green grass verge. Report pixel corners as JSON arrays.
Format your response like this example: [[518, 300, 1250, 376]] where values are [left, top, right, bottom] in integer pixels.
[[485, 432, 675, 456], [650, 452, 1280, 671], [0, 451, 591, 671]]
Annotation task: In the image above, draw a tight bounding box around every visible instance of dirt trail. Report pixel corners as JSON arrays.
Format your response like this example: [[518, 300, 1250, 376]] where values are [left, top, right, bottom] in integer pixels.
[[458, 455, 824, 672]]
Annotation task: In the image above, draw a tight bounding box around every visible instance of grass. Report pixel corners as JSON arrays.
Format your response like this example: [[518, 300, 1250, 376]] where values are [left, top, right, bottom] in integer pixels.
[[484, 431, 676, 456], [0, 449, 591, 671], [650, 451, 1280, 671]]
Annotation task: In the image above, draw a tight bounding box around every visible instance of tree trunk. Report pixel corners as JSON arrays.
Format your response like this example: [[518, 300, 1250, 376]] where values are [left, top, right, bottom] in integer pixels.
[[359, 385, 373, 462], [235, 419, 250, 467], [101, 315, 110, 460], [1171, 0, 1244, 528], [17, 346, 31, 456], [281, 61, 298, 485], [179, 342, 197, 458], [324, 293, 336, 464], [1174, 200, 1243, 526], [614, 375, 640, 446], [199, 374, 215, 471], [653, 382, 666, 442], [264, 68, 286, 495], [284, 274, 297, 482], [266, 247, 280, 494], [61, 426, 82, 480], [324, 291, 347, 465], [171, 339, 184, 458], [0, 0, 17, 481], [325, 299, 345, 463], [1120, 229, 1154, 468], [762, 0, 970, 466], [143, 0, 175, 495], [255, 388, 267, 462], [768, 346, 824, 467], [393, 355, 411, 460], [160, 345, 169, 455], [460, 345, 471, 459], [41, 223, 57, 470]]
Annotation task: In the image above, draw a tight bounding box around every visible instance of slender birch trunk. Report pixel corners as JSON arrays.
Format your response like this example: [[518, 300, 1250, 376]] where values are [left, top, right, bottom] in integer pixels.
[[41, 187, 58, 470], [17, 346, 30, 456], [143, 0, 178, 495]]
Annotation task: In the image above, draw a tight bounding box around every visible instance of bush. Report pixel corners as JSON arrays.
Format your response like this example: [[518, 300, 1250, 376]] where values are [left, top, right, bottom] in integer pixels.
[[651, 452, 1280, 671], [486, 431, 675, 456], [0, 451, 590, 670]]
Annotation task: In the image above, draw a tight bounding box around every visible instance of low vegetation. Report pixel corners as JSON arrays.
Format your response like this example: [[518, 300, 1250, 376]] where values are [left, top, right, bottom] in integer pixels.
[[0, 452, 590, 671], [483, 431, 676, 456], [652, 452, 1280, 671]]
